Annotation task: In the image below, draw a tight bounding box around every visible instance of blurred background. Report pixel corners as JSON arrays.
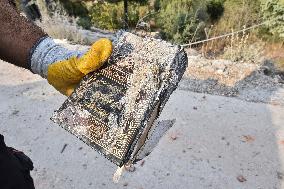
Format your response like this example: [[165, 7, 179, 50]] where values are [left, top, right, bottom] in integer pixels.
[[14, 0, 284, 71]]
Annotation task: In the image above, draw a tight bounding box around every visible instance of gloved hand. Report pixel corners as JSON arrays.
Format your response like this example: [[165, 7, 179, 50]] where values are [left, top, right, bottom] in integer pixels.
[[30, 37, 112, 96]]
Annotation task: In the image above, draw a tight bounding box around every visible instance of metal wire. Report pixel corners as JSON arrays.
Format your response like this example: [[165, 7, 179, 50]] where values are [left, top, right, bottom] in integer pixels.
[[181, 21, 268, 47]]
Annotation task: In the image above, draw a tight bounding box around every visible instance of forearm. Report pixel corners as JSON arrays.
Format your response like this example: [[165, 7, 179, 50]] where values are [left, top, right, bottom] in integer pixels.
[[0, 0, 112, 96], [0, 0, 46, 70]]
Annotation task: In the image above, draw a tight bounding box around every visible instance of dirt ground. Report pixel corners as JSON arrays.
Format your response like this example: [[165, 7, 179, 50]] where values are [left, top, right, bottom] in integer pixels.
[[1, 51, 284, 188]]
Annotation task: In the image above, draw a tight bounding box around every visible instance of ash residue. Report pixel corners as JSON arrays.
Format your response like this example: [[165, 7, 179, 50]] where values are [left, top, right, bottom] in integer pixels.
[[181, 55, 284, 105], [100, 32, 183, 159], [51, 32, 188, 165], [117, 32, 177, 119]]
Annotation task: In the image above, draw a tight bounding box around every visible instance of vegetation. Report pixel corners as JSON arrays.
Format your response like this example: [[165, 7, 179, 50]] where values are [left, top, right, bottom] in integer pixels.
[[28, 0, 284, 42], [22, 0, 284, 62], [155, 0, 208, 43], [89, 1, 149, 30], [261, 0, 284, 40]]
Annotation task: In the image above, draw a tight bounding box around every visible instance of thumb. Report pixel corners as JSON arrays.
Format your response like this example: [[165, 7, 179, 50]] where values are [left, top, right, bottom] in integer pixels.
[[76, 38, 113, 75]]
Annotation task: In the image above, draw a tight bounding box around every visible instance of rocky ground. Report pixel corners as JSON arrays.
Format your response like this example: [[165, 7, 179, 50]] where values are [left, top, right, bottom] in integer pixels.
[[182, 50, 284, 106], [56, 39, 284, 106], [1, 41, 284, 189]]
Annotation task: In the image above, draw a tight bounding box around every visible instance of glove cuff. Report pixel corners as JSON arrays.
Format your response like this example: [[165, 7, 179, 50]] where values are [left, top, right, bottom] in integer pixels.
[[30, 37, 84, 78]]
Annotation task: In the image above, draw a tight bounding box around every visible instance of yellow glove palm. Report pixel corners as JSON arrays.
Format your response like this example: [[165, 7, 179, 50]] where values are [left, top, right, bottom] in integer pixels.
[[47, 38, 112, 96]]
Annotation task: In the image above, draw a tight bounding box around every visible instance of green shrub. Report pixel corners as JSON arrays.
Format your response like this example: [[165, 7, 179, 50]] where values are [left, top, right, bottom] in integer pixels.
[[214, 0, 262, 34], [261, 0, 284, 39], [89, 2, 122, 30], [156, 0, 208, 44], [206, 0, 224, 22], [55, 0, 92, 29], [58, 0, 89, 17], [89, 1, 149, 30], [154, 0, 161, 11], [77, 17, 92, 30]]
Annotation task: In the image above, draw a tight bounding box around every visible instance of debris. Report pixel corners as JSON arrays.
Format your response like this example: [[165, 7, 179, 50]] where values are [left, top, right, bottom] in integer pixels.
[[82, 164, 87, 169], [135, 119, 176, 162], [123, 182, 128, 187], [252, 151, 260, 158], [140, 160, 145, 167], [242, 135, 255, 143], [182, 56, 284, 105], [277, 171, 284, 180], [237, 175, 247, 182], [169, 134, 178, 141], [60, 143, 68, 153], [125, 164, 136, 172], [10, 110, 19, 116]]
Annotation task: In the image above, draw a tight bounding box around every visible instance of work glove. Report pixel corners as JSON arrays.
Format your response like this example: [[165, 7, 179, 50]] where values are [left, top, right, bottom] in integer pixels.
[[30, 37, 112, 96]]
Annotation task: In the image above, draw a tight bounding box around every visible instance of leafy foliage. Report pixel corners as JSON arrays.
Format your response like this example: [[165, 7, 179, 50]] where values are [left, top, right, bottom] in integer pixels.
[[106, 0, 148, 4], [57, 0, 92, 29], [155, 0, 209, 43], [261, 0, 284, 39], [58, 0, 89, 17], [90, 2, 123, 30], [214, 0, 262, 34], [89, 1, 149, 30], [77, 16, 92, 30], [206, 0, 224, 22], [34, 0, 283, 44]]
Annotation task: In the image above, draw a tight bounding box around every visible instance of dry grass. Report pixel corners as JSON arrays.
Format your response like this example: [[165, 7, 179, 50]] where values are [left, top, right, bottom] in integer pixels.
[[221, 31, 264, 63], [264, 43, 284, 71], [199, 26, 265, 63], [35, 0, 88, 44], [36, 16, 88, 44]]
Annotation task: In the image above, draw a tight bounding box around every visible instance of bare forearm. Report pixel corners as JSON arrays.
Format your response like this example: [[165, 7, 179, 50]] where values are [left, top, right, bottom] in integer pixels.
[[0, 0, 46, 69]]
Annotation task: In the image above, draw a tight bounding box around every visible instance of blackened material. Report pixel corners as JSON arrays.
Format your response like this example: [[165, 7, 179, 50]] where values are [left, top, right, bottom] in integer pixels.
[[51, 32, 188, 166], [0, 135, 35, 189]]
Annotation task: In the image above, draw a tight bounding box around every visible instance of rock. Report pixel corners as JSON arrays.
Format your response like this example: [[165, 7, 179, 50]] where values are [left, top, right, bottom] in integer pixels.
[[125, 164, 136, 172], [237, 175, 247, 182]]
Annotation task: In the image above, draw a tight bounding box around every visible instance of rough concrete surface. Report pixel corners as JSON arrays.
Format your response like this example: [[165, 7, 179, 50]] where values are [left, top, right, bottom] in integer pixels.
[[1, 57, 284, 189]]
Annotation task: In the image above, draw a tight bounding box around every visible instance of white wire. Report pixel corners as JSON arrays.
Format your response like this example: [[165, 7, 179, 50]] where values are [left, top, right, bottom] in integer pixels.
[[181, 21, 268, 47]]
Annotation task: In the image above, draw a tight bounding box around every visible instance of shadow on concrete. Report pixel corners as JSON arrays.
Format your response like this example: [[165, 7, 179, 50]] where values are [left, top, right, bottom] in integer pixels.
[[0, 61, 283, 189]]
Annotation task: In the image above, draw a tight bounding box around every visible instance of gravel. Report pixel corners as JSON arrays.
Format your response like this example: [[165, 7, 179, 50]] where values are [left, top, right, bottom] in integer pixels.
[[181, 54, 284, 105]]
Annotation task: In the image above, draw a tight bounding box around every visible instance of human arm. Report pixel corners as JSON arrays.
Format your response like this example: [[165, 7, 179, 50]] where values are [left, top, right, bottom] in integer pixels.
[[0, 0, 112, 96]]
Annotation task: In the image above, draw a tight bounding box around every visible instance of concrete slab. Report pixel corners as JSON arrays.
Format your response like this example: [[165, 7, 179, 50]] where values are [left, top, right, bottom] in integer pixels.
[[0, 61, 284, 189]]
